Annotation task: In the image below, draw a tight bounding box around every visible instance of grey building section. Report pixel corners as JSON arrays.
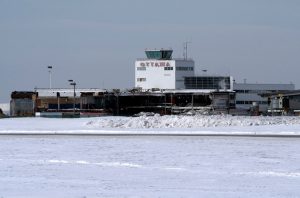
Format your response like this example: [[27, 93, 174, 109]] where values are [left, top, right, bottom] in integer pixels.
[[233, 83, 295, 112], [260, 91, 300, 115]]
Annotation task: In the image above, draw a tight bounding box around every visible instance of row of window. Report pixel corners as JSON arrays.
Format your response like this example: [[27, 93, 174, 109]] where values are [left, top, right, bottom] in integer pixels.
[[137, 66, 193, 71], [176, 67, 194, 71], [235, 90, 281, 94], [164, 67, 173, 70], [184, 76, 231, 90], [137, 78, 146, 82], [236, 101, 268, 105]]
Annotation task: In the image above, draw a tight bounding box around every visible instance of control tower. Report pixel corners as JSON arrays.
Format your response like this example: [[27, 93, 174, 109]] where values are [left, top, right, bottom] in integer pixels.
[[145, 49, 173, 60], [135, 49, 194, 90]]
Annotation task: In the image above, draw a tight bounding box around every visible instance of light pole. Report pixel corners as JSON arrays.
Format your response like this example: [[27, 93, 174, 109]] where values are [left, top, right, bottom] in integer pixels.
[[68, 79, 76, 115], [48, 66, 53, 89]]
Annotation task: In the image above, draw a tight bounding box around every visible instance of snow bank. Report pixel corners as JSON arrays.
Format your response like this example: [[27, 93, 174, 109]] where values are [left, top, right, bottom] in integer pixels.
[[0, 103, 9, 115], [86, 114, 300, 129], [2, 116, 300, 136]]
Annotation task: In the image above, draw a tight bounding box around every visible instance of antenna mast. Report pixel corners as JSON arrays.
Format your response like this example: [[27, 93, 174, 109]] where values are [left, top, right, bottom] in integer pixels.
[[183, 41, 191, 60]]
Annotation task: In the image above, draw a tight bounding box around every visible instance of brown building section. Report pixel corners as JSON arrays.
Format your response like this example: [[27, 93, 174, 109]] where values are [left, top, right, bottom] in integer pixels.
[[10, 89, 236, 117], [10, 91, 37, 117]]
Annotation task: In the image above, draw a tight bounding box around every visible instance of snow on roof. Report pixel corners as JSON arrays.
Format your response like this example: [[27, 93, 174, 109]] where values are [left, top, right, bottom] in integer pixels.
[[35, 88, 107, 97]]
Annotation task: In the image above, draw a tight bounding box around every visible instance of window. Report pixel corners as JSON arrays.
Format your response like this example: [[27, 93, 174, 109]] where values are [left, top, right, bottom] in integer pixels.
[[137, 67, 146, 71], [176, 67, 193, 71], [184, 76, 231, 90], [137, 78, 146, 82], [164, 67, 173, 70]]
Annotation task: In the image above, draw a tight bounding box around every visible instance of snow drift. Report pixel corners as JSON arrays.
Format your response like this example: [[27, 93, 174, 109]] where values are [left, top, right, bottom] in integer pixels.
[[86, 114, 300, 129]]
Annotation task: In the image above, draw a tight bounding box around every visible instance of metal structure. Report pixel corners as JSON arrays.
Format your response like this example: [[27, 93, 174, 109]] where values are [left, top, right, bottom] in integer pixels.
[[183, 41, 191, 60]]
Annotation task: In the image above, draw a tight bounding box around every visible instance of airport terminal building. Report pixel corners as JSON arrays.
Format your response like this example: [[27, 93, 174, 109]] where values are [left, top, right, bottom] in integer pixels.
[[8, 48, 297, 117]]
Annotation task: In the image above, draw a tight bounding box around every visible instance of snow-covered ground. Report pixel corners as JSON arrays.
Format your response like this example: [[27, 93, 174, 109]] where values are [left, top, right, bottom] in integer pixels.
[[0, 135, 300, 197], [1, 116, 300, 197]]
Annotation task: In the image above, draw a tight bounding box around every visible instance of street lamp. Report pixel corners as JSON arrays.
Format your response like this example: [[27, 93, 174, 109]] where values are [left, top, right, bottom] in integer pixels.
[[48, 66, 53, 89], [68, 79, 76, 115]]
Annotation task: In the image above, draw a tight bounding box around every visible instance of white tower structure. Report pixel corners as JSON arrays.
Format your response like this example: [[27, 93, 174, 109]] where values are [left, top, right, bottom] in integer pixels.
[[135, 49, 194, 90]]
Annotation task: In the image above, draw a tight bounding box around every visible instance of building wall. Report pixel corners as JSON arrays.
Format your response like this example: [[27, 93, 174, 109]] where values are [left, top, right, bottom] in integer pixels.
[[175, 59, 195, 89], [233, 83, 295, 112], [288, 95, 300, 110], [10, 99, 35, 117], [135, 59, 194, 90], [135, 60, 176, 89]]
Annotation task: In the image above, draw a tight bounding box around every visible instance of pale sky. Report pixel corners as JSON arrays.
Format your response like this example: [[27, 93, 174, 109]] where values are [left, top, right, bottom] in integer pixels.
[[1, 0, 300, 102]]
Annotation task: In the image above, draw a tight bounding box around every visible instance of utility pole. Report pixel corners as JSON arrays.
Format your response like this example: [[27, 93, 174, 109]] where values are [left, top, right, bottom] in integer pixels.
[[68, 80, 77, 116], [48, 66, 53, 89]]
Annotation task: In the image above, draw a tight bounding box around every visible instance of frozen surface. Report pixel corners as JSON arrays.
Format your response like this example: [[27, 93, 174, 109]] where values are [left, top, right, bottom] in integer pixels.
[[1, 117, 300, 197], [0, 136, 300, 197]]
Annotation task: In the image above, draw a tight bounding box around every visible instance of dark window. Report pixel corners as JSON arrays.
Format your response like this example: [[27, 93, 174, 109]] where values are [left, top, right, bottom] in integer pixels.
[[164, 67, 173, 70], [184, 76, 231, 90]]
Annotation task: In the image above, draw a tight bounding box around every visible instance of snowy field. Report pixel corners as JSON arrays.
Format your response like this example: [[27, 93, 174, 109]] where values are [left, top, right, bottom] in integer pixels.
[[1, 116, 300, 197], [1, 136, 300, 197]]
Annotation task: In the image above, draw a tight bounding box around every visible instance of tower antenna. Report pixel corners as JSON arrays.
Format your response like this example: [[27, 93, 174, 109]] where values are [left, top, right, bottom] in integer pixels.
[[183, 41, 191, 60]]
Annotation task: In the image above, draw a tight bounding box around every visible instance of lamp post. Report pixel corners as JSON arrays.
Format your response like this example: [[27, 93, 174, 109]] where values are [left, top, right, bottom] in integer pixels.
[[68, 80, 76, 116], [48, 66, 53, 89]]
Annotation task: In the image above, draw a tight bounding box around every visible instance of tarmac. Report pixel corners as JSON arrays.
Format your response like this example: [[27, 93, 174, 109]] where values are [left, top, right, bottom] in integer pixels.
[[0, 130, 300, 138]]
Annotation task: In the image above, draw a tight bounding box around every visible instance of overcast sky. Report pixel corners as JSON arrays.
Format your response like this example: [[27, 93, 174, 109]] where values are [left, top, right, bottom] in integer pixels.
[[1, 0, 300, 102]]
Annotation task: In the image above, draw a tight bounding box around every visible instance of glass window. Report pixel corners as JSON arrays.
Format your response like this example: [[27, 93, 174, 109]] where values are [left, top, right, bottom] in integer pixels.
[[176, 67, 194, 71], [137, 78, 146, 82], [184, 76, 231, 90]]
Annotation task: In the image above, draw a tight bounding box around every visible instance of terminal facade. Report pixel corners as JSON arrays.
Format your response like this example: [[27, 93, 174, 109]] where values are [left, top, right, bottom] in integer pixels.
[[135, 49, 195, 90]]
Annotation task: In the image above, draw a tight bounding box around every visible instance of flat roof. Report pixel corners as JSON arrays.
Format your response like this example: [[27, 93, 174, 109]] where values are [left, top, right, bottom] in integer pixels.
[[35, 88, 107, 97]]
